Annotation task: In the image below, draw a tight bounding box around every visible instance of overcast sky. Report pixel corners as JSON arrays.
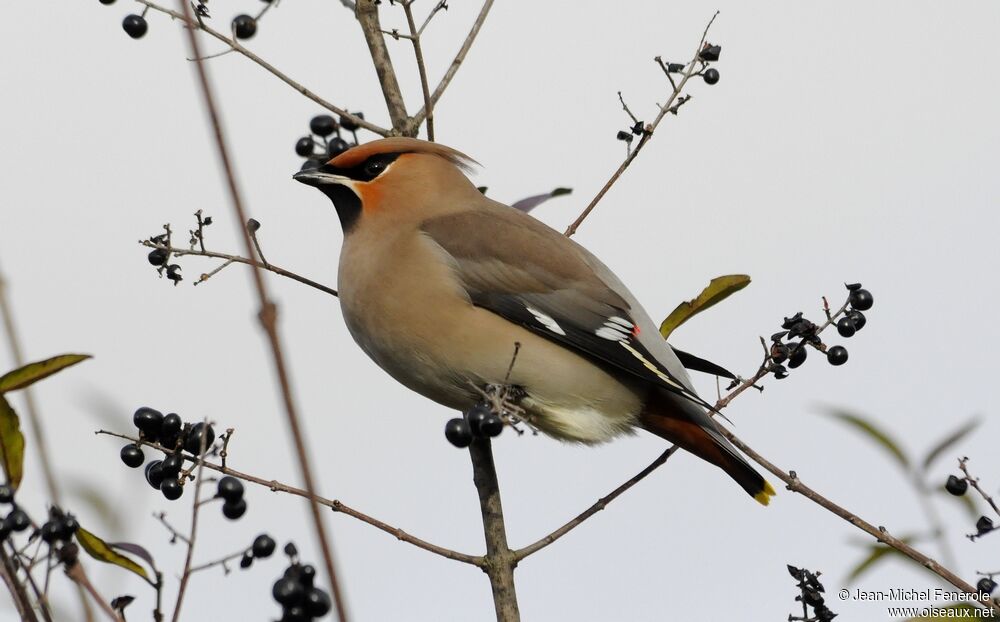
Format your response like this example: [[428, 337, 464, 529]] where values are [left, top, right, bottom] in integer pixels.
[[2, 1, 999, 620]]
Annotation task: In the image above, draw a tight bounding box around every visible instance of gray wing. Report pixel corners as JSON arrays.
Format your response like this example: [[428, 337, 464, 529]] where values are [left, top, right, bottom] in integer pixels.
[[420, 206, 715, 411]]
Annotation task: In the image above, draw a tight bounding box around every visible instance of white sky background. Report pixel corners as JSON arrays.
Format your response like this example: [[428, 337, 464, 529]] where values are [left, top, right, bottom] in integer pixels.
[[2, 1, 999, 620]]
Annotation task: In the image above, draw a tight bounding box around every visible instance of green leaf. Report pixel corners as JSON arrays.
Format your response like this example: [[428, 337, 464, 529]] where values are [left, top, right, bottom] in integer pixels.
[[0, 396, 25, 489], [659, 275, 751, 339], [922, 417, 981, 472], [822, 408, 910, 471], [76, 527, 150, 581], [846, 539, 913, 584], [907, 603, 985, 621], [0, 354, 91, 394]]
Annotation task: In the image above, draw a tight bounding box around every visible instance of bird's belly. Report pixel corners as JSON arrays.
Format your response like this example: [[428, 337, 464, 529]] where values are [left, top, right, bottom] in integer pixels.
[[342, 292, 645, 444]]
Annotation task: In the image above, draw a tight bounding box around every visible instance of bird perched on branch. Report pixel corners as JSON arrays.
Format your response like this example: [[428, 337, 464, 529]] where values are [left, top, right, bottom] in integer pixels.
[[294, 138, 774, 505]]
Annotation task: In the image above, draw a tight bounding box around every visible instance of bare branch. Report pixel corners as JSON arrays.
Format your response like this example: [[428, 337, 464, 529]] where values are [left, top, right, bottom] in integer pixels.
[[355, 0, 410, 134], [141, 241, 338, 297], [564, 12, 719, 237], [403, 1, 435, 140], [411, 0, 494, 128], [174, 2, 349, 619], [170, 423, 211, 622], [96, 430, 481, 566], [137, 0, 386, 137], [514, 447, 678, 560], [723, 429, 1000, 615]]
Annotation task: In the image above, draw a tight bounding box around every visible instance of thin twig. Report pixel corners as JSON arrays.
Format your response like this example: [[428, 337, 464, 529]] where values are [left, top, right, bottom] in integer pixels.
[[410, 0, 494, 128], [141, 242, 338, 297], [722, 430, 1000, 614], [1, 544, 39, 622], [355, 0, 409, 134], [515, 447, 678, 560], [137, 0, 386, 137], [960, 458, 1000, 519], [188, 548, 250, 575], [564, 12, 719, 237], [96, 430, 481, 566], [403, 1, 435, 140], [170, 423, 210, 622], [174, 2, 350, 619], [64, 562, 123, 622], [153, 512, 190, 546]]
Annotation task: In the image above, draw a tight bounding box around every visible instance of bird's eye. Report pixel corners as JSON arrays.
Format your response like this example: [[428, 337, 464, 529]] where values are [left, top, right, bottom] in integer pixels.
[[364, 160, 387, 177]]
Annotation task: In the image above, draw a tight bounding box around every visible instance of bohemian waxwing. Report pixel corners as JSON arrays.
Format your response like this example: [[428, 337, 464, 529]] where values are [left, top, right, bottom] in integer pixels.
[[294, 137, 775, 505]]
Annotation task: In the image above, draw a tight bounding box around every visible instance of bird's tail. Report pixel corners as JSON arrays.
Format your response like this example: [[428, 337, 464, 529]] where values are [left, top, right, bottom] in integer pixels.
[[640, 391, 775, 506]]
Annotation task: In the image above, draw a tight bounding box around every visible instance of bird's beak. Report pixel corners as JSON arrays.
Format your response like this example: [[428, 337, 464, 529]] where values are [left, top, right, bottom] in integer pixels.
[[292, 169, 351, 188]]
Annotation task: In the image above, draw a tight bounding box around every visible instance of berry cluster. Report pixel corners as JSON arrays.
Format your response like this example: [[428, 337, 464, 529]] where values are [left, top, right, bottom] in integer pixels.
[[786, 565, 836, 622], [104, 0, 275, 41], [39, 507, 80, 545], [296, 113, 366, 170], [617, 43, 722, 147], [121, 407, 224, 506], [444, 402, 504, 448], [216, 476, 248, 520], [766, 283, 875, 379], [0, 485, 31, 542], [271, 543, 332, 621], [240, 533, 277, 569]]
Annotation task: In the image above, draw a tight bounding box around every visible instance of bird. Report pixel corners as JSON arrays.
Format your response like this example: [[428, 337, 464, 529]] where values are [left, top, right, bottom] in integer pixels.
[[293, 137, 775, 505]]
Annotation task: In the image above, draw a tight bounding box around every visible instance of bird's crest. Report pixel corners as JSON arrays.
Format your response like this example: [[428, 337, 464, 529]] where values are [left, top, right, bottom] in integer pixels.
[[329, 137, 479, 172]]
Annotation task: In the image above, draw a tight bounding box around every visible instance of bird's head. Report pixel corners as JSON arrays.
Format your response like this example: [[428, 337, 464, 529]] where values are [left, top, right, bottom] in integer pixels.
[[293, 137, 479, 231]]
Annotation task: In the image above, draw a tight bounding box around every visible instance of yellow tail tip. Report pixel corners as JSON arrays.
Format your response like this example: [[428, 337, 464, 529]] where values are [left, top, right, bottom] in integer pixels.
[[754, 480, 777, 506]]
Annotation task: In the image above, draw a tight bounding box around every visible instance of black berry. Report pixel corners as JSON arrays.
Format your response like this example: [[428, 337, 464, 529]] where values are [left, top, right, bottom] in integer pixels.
[[273, 577, 304, 606], [161, 478, 183, 500], [309, 115, 337, 137], [847, 310, 867, 331], [160, 413, 183, 448], [979, 578, 997, 595], [976, 515, 994, 534], [282, 605, 309, 622], [305, 587, 332, 617], [836, 317, 856, 338], [120, 444, 145, 468], [299, 564, 316, 587], [240, 551, 254, 569], [479, 414, 504, 437], [5, 509, 30, 532], [327, 137, 350, 158], [40, 521, 61, 544], [827, 346, 848, 366], [133, 407, 164, 439], [339, 112, 363, 132], [99, 0, 117, 4], [145, 460, 165, 489], [253, 534, 276, 558], [223, 498, 247, 520], [122, 14, 148, 39], [945, 475, 968, 496], [284, 542, 298, 558], [445, 418, 473, 448], [147, 249, 168, 266], [294, 137, 315, 157], [466, 403, 490, 435], [58, 516, 79, 541], [299, 158, 323, 171], [232, 15, 257, 40], [0, 485, 12, 504], [616, 130, 633, 143], [184, 422, 215, 455], [217, 476, 244, 503], [849, 288, 874, 311], [703, 68, 720, 85], [161, 454, 184, 477], [788, 345, 808, 369]]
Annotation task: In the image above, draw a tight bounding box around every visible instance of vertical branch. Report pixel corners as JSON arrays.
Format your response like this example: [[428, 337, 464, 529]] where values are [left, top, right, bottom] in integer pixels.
[[402, 1, 434, 141], [173, 2, 350, 620], [355, 0, 410, 134], [1, 545, 39, 622], [468, 439, 520, 622], [0, 262, 61, 505]]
